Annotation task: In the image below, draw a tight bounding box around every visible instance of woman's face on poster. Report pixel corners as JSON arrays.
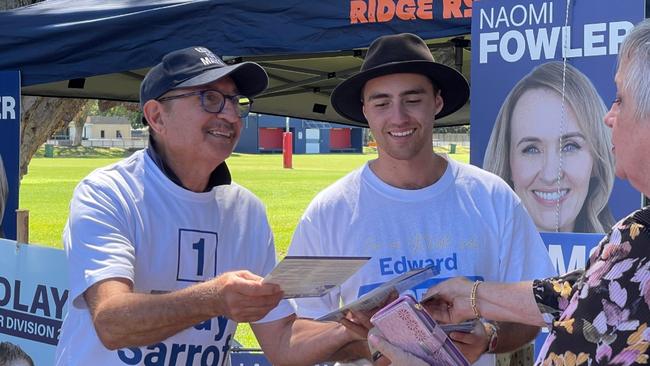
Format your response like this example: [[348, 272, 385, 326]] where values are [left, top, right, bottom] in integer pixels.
[[509, 88, 594, 232]]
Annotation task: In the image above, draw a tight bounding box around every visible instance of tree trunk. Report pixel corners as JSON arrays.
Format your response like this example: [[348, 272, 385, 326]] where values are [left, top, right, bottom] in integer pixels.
[[20, 97, 86, 178], [72, 118, 85, 146]]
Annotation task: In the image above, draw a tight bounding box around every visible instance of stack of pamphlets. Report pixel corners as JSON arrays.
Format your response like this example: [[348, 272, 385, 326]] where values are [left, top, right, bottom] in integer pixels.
[[317, 264, 439, 322], [263, 256, 370, 299]]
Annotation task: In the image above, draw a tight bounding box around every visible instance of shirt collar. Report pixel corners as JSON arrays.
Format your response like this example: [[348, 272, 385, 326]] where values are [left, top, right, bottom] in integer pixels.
[[146, 135, 231, 192]]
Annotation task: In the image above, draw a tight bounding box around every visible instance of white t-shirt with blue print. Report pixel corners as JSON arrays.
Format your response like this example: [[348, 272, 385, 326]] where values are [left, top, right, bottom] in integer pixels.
[[55, 150, 294, 366], [288, 157, 556, 366]]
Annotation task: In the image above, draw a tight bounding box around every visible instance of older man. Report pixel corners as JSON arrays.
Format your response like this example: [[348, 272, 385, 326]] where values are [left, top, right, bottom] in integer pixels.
[[55, 46, 361, 366], [421, 19, 650, 366], [287, 33, 555, 365]]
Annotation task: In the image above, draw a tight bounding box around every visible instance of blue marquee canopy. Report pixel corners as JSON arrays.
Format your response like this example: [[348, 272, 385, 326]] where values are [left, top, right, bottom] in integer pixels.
[[0, 0, 472, 126]]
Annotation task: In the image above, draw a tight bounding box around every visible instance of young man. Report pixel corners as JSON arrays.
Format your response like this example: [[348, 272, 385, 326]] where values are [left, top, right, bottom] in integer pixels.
[[55, 46, 362, 366], [287, 33, 556, 365]]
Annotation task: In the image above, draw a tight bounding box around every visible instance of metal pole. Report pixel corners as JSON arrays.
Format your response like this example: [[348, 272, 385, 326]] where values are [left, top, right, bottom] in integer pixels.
[[283, 117, 293, 169]]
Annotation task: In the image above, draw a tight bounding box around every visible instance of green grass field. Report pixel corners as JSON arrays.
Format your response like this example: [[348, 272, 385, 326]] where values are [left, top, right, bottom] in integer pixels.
[[18, 146, 469, 348]]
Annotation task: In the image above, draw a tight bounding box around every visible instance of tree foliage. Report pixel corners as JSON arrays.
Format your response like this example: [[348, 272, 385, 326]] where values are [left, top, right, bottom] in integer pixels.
[[0, 0, 43, 10], [5, 0, 142, 178]]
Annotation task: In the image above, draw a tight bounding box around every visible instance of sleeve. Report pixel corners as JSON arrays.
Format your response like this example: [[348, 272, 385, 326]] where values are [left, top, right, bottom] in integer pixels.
[[531, 270, 584, 324], [499, 202, 558, 282], [285, 205, 340, 319], [253, 201, 296, 323], [64, 179, 136, 309]]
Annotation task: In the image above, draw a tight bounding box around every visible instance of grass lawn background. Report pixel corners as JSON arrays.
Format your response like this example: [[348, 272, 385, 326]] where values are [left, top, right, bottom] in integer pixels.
[[19, 146, 469, 348]]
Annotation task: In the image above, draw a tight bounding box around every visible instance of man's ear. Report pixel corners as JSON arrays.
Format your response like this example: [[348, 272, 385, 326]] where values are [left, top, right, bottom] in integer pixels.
[[434, 91, 444, 115], [143, 100, 165, 135]]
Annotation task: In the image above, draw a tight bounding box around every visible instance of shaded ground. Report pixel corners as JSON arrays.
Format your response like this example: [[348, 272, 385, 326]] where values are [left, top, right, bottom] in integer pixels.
[[34, 145, 135, 158]]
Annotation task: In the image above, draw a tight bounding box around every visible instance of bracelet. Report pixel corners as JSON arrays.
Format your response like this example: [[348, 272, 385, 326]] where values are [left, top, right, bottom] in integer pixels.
[[470, 280, 482, 319]]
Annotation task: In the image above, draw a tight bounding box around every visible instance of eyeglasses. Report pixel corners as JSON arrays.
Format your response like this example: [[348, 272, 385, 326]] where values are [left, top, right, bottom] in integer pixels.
[[157, 89, 252, 118]]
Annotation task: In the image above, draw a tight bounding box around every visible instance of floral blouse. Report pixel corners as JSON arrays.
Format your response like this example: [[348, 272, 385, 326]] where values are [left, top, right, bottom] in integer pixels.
[[532, 207, 650, 366]]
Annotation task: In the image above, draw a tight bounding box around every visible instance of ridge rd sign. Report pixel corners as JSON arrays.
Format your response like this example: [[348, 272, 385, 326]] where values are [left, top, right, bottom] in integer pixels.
[[349, 0, 472, 23]]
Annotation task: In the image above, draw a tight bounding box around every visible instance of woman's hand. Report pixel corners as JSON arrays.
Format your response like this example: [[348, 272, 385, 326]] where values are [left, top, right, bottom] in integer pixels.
[[422, 277, 477, 324]]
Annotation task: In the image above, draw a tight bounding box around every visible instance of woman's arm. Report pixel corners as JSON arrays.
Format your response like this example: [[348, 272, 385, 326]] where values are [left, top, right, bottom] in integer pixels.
[[423, 277, 545, 326]]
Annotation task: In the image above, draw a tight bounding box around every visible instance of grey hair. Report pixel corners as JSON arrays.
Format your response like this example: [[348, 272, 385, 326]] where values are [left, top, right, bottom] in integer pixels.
[[484, 62, 615, 233], [618, 18, 650, 122]]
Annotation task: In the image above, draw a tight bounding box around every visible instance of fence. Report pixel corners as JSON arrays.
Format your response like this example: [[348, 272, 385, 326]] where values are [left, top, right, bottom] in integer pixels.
[[45, 139, 73, 146], [47, 138, 148, 149], [83, 138, 148, 148], [432, 133, 469, 148]]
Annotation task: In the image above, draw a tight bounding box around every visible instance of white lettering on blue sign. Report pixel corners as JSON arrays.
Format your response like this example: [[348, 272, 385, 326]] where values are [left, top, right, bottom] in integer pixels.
[[1, 96, 16, 119], [3, 315, 55, 339], [477, 1, 633, 63], [479, 22, 632, 63], [546, 244, 599, 275], [479, 2, 553, 30], [548, 244, 585, 275]]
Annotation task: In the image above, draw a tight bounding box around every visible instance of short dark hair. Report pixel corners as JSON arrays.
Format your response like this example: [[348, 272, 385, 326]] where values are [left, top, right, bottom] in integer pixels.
[[0, 342, 34, 366]]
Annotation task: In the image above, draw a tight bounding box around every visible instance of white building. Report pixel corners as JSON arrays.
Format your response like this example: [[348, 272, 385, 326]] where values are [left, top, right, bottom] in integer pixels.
[[69, 115, 132, 141]]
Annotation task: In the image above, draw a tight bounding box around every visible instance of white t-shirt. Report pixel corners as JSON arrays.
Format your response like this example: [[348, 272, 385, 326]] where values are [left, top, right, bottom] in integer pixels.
[[55, 150, 293, 366], [289, 158, 556, 366]]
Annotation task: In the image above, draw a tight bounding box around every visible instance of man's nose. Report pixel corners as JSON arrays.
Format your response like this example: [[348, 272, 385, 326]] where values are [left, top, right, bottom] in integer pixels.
[[219, 99, 241, 122], [389, 102, 409, 124]]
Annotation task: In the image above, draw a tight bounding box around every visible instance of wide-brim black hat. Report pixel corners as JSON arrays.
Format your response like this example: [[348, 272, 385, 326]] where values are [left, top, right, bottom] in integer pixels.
[[331, 33, 469, 126]]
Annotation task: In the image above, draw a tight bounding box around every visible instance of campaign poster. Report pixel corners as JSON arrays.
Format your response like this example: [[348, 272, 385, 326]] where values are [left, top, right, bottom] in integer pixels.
[[0, 239, 69, 365], [471, 0, 645, 356], [0, 71, 20, 240], [471, 0, 645, 235], [535, 232, 604, 355]]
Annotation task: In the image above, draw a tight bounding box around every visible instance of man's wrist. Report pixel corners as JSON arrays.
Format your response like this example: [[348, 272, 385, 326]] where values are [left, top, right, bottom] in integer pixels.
[[483, 322, 499, 353]]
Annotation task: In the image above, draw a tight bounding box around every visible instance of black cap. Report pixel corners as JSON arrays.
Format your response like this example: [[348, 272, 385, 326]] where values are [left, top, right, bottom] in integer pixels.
[[140, 46, 268, 124]]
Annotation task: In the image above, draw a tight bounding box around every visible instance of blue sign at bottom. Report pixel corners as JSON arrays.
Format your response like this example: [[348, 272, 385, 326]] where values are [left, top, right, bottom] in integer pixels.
[[230, 350, 333, 366], [533, 232, 605, 360]]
